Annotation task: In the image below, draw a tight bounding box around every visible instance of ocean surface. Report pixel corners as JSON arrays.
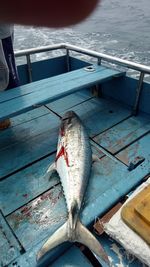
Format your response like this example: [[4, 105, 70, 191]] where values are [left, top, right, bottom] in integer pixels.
[[14, 0, 150, 79]]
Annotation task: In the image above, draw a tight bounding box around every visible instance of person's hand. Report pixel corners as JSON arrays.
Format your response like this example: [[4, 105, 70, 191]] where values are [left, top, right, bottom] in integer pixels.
[[0, 0, 99, 27]]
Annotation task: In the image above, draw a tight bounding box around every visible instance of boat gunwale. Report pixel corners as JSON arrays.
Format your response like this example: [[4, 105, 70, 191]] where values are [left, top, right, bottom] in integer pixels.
[[14, 43, 150, 75]]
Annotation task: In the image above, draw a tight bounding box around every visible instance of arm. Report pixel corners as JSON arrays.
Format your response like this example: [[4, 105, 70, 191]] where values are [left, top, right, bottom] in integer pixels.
[[0, 0, 99, 27]]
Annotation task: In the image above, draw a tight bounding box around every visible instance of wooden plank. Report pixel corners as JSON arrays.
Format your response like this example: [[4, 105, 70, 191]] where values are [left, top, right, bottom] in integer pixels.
[[51, 246, 93, 267], [6, 151, 149, 251], [0, 66, 124, 121], [0, 141, 104, 217], [62, 98, 131, 137], [7, 185, 67, 250], [0, 154, 58, 216], [116, 132, 150, 167], [93, 114, 150, 154], [8, 244, 88, 267], [0, 96, 129, 179], [1, 65, 102, 103], [10, 106, 50, 127], [0, 112, 60, 178], [46, 90, 92, 113], [0, 210, 22, 266], [0, 66, 108, 103]]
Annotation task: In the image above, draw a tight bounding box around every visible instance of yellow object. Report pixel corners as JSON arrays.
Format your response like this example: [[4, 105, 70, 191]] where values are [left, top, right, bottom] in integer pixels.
[[121, 184, 150, 245]]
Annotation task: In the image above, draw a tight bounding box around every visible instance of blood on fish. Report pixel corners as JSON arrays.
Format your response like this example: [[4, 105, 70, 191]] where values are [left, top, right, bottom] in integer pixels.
[[55, 145, 69, 167]]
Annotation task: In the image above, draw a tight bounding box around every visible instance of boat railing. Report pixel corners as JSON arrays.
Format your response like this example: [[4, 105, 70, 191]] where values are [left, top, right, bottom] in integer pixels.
[[14, 43, 150, 115]]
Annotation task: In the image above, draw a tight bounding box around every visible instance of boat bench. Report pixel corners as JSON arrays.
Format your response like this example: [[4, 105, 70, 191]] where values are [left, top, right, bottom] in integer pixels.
[[0, 65, 124, 121]]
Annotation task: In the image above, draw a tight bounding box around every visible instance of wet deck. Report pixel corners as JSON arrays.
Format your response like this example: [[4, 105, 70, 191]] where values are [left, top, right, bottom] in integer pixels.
[[0, 89, 149, 267]]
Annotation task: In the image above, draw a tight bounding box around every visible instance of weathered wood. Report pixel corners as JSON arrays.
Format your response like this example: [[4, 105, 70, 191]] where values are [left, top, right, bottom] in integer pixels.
[[46, 90, 92, 113], [0, 140, 104, 217], [0, 112, 60, 178], [10, 106, 49, 127], [0, 76, 149, 267], [51, 246, 93, 267], [63, 98, 131, 137], [0, 66, 124, 121], [8, 244, 92, 267], [6, 150, 149, 252], [0, 97, 129, 179], [0, 211, 22, 266], [116, 132, 150, 167], [94, 114, 150, 154]]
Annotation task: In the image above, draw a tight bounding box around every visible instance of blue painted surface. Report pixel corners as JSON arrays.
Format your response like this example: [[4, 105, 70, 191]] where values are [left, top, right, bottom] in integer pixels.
[[46, 90, 92, 113], [10, 106, 50, 127], [102, 76, 150, 115], [0, 97, 129, 179], [0, 211, 21, 266], [17, 56, 90, 86], [51, 246, 93, 267], [0, 154, 58, 216], [5, 150, 149, 255], [94, 113, 150, 154], [0, 111, 60, 178], [0, 56, 150, 266], [0, 65, 123, 121], [17, 56, 67, 85], [63, 98, 131, 137], [0, 141, 104, 217], [116, 132, 150, 167]]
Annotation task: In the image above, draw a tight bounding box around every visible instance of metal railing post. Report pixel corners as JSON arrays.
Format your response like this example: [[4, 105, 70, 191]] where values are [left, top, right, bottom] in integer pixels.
[[66, 48, 70, 72], [132, 72, 145, 115], [97, 57, 101, 65], [92, 57, 102, 97], [26, 54, 32, 83]]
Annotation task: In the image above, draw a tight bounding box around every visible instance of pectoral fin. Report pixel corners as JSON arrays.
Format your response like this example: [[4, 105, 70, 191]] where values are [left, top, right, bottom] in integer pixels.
[[46, 162, 57, 179]]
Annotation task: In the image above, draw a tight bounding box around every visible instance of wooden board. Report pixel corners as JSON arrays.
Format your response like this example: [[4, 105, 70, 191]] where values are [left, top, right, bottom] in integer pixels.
[[0, 141, 103, 216], [57, 97, 131, 137], [46, 90, 93, 113], [0, 97, 130, 179], [0, 211, 22, 266], [116, 132, 150, 168], [0, 112, 60, 178], [6, 153, 145, 250], [0, 89, 149, 266], [94, 113, 150, 154], [51, 246, 93, 267], [121, 184, 150, 245], [0, 66, 123, 121]]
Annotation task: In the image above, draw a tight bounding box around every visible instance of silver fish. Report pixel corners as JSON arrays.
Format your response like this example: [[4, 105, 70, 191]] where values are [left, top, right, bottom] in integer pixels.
[[37, 111, 109, 265]]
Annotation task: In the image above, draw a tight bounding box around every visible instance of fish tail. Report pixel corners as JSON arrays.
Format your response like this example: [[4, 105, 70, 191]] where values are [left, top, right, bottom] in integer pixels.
[[75, 220, 110, 265], [37, 219, 109, 265], [37, 221, 68, 261]]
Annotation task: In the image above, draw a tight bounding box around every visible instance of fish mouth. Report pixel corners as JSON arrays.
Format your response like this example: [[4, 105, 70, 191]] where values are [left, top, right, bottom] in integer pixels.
[[62, 111, 76, 121]]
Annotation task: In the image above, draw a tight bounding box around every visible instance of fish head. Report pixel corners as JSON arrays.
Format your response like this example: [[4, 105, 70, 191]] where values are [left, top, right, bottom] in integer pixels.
[[61, 111, 80, 134], [62, 110, 76, 121]]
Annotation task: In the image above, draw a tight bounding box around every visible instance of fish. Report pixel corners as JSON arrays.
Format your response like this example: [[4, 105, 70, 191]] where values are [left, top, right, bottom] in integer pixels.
[[37, 110, 109, 265]]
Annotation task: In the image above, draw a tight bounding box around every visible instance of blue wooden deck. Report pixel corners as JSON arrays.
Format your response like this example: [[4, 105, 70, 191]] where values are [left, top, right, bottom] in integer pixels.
[[0, 88, 149, 266]]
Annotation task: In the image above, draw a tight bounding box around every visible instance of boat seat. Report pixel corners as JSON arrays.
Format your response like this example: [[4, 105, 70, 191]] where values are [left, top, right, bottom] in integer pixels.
[[0, 65, 124, 121]]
